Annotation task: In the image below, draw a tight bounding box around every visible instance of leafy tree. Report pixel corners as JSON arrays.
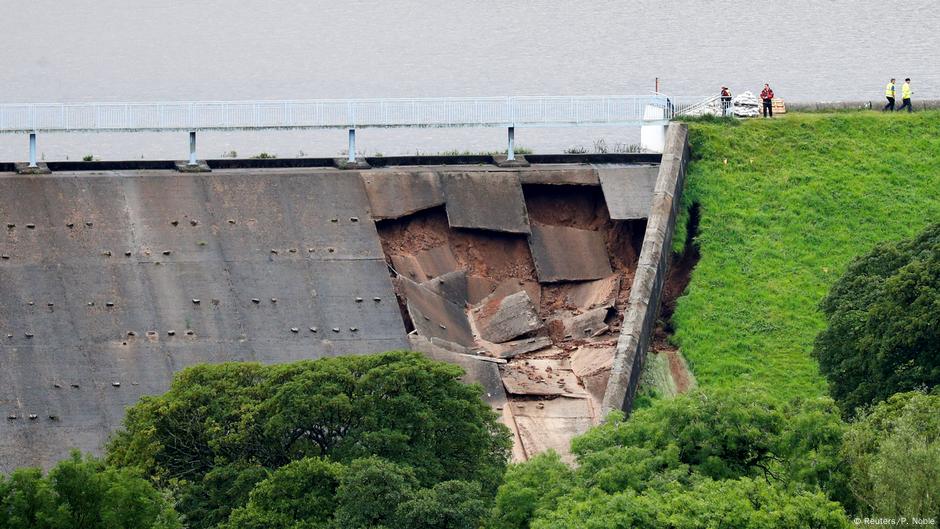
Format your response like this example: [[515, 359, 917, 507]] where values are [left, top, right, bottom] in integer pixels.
[[396, 480, 490, 529], [107, 351, 511, 528], [224, 458, 342, 529], [488, 388, 852, 529], [573, 387, 847, 495], [814, 222, 940, 414], [842, 391, 940, 523], [486, 452, 574, 529], [176, 463, 269, 529], [0, 468, 57, 529], [333, 457, 417, 529], [528, 477, 850, 529], [0, 452, 180, 529]]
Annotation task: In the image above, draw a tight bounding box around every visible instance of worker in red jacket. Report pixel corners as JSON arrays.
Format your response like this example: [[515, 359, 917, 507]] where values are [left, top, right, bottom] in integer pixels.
[[760, 84, 775, 118]]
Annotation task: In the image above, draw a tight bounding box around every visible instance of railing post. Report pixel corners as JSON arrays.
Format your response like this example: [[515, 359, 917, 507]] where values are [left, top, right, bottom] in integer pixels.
[[188, 131, 197, 166], [348, 128, 356, 163], [507, 126, 515, 161], [28, 132, 38, 168]]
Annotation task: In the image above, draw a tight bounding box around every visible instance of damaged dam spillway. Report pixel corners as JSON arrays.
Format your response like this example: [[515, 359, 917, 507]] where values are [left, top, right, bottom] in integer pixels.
[[1, 127, 689, 470]]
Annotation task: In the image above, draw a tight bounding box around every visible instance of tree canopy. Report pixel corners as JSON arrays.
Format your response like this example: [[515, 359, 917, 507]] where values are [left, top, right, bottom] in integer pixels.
[[487, 387, 853, 529], [814, 222, 940, 414], [0, 452, 180, 529], [841, 391, 940, 522], [106, 350, 511, 529]]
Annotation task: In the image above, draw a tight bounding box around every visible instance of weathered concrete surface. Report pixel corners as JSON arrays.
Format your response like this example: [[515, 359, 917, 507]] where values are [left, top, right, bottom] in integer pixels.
[[420, 270, 469, 307], [471, 290, 541, 344], [362, 171, 444, 219], [486, 336, 553, 359], [565, 275, 621, 310], [400, 278, 475, 347], [442, 172, 531, 234], [0, 169, 409, 473], [517, 166, 599, 186], [500, 359, 586, 398], [390, 245, 459, 283], [528, 224, 612, 282], [596, 165, 659, 219], [509, 396, 595, 462], [1, 154, 675, 469], [409, 334, 506, 407], [602, 123, 690, 415], [548, 307, 611, 340]]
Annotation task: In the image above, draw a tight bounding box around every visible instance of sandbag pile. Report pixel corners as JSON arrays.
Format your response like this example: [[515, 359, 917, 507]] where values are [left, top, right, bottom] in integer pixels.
[[732, 91, 761, 117]]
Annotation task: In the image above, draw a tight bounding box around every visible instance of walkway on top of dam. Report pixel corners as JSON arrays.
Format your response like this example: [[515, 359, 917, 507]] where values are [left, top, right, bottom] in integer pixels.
[[0, 95, 712, 133]]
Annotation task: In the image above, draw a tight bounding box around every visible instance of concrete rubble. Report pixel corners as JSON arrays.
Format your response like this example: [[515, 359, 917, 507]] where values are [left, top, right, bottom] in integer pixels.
[[548, 306, 612, 341], [499, 358, 586, 398], [377, 165, 645, 461]]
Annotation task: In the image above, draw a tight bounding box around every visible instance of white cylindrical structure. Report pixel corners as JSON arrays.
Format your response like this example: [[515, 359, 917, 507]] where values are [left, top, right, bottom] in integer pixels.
[[507, 126, 515, 161], [188, 131, 197, 166], [28, 133, 37, 168], [348, 129, 356, 163]]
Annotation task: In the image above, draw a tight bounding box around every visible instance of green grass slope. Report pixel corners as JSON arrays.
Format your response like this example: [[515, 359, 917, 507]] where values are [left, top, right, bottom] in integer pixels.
[[673, 111, 940, 401]]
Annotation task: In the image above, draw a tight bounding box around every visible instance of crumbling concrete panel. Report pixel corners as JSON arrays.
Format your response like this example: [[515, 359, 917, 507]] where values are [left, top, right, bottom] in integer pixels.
[[401, 278, 475, 347], [500, 358, 586, 398], [421, 270, 468, 307], [472, 290, 541, 344], [442, 172, 531, 234], [362, 171, 444, 219], [596, 165, 659, 220], [517, 167, 600, 186], [390, 245, 458, 283], [513, 413, 595, 463], [565, 275, 621, 310], [487, 336, 553, 359], [549, 307, 611, 340], [410, 334, 506, 407], [528, 223, 612, 282]]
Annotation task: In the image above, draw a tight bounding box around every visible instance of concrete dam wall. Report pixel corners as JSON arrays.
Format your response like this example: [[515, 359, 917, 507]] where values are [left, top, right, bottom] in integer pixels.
[[1, 132, 689, 471]]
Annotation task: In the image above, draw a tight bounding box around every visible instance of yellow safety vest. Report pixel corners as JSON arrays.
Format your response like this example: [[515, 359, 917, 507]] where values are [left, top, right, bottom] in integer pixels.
[[902, 83, 912, 99], [885, 82, 895, 97]]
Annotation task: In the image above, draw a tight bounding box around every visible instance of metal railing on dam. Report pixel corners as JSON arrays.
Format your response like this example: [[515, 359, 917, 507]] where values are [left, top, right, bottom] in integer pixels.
[[0, 94, 711, 167]]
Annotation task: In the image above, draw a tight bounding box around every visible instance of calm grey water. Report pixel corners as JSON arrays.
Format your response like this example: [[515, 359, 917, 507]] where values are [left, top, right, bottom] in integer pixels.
[[2, 0, 938, 160]]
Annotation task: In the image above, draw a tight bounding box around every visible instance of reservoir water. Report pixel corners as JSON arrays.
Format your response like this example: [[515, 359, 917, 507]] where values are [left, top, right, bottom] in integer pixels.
[[1, 0, 938, 160]]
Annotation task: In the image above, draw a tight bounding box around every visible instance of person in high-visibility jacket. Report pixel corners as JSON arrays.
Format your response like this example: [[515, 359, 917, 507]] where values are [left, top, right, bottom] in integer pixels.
[[898, 78, 914, 112], [883, 78, 896, 111]]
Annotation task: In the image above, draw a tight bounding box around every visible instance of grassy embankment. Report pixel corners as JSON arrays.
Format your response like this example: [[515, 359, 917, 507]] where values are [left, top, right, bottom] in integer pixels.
[[671, 111, 940, 401]]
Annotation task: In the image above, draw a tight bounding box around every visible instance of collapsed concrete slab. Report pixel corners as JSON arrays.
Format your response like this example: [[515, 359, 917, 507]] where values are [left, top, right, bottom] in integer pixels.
[[410, 334, 506, 407], [549, 307, 611, 340], [442, 172, 531, 234], [486, 336, 553, 359], [565, 275, 621, 310], [467, 275, 499, 305], [390, 245, 459, 283], [528, 223, 612, 282], [362, 171, 444, 219], [510, 397, 596, 462], [596, 165, 659, 220], [420, 270, 468, 307], [400, 278, 475, 347], [472, 289, 542, 344], [500, 358, 587, 398]]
